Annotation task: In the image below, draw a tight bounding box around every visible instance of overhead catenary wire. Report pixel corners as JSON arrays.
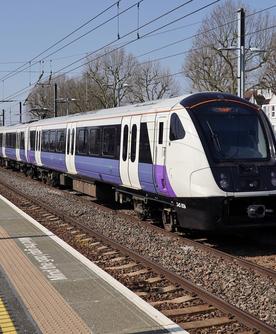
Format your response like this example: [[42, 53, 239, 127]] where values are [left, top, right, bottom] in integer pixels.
[[5, 18, 275, 105], [2, 0, 238, 105], [48, 0, 197, 76], [3, 1, 276, 104], [6, 3, 275, 66], [138, 3, 276, 60], [15, 0, 144, 82], [0, 1, 121, 83], [52, 0, 220, 79], [1, 0, 199, 102]]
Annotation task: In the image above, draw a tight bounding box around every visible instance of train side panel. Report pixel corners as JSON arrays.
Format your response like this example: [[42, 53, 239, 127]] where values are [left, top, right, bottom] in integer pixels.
[[74, 119, 121, 185]]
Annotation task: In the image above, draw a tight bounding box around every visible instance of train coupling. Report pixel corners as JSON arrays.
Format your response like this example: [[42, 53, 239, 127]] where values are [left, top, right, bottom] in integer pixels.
[[247, 205, 266, 218]]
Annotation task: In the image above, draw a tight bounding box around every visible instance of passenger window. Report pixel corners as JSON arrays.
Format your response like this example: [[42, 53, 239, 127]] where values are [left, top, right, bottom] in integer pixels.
[[8, 133, 12, 148], [20, 132, 25, 150], [56, 130, 65, 153], [158, 122, 164, 144], [12, 133, 16, 148], [35, 131, 39, 151], [77, 128, 88, 155], [169, 113, 185, 141], [67, 129, 70, 155], [42, 131, 49, 152], [122, 125, 128, 161], [139, 123, 152, 164], [30, 131, 36, 150], [89, 128, 101, 156], [131, 124, 137, 162], [102, 127, 116, 157], [49, 131, 56, 152]]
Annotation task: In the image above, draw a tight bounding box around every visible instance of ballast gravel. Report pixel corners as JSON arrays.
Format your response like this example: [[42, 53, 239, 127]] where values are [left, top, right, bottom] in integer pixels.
[[0, 169, 275, 328]]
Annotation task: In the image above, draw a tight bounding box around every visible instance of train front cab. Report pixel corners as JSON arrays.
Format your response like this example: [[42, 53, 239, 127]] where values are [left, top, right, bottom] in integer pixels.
[[174, 93, 276, 231]]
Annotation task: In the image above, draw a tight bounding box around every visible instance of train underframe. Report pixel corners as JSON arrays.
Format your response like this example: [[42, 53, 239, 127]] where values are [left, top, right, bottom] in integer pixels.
[[1, 157, 276, 232]]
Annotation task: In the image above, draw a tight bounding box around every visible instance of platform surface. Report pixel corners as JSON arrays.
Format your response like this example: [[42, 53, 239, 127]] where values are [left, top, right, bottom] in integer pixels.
[[0, 195, 186, 334]]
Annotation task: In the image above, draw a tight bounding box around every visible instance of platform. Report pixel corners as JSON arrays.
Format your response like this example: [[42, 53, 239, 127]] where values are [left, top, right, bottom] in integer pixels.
[[0, 194, 187, 334]]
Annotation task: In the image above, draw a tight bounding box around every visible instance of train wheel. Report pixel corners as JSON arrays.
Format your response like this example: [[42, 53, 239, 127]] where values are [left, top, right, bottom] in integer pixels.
[[162, 210, 175, 232]]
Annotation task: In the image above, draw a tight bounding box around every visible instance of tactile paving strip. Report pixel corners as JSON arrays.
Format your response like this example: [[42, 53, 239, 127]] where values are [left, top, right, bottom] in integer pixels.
[[0, 227, 91, 334], [0, 296, 17, 333]]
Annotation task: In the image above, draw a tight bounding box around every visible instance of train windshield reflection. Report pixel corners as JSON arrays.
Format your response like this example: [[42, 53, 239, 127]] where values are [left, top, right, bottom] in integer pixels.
[[194, 102, 268, 160]]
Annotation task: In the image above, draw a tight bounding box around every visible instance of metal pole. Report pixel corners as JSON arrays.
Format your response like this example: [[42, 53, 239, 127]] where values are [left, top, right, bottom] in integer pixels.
[[1, 109, 4, 126], [19, 101, 22, 123], [237, 8, 245, 98], [54, 83, 58, 117]]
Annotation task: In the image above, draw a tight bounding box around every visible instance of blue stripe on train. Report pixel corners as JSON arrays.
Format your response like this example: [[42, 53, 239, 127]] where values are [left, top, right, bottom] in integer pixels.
[[138, 162, 176, 197], [41, 152, 67, 173], [28, 150, 36, 164], [5, 148, 17, 160], [138, 163, 156, 193], [75, 155, 121, 185], [19, 149, 27, 162]]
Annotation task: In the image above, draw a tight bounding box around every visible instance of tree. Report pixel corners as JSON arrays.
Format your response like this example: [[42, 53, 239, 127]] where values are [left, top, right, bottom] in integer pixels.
[[83, 48, 137, 108], [261, 34, 276, 93], [182, 0, 276, 94], [26, 47, 181, 119], [83, 47, 180, 107], [128, 61, 180, 103], [25, 74, 61, 119], [26, 75, 103, 119]]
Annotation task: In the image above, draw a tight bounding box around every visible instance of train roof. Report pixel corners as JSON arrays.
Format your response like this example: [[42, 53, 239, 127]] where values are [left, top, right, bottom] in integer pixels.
[[0, 94, 189, 131], [34, 94, 188, 124], [0, 92, 258, 131]]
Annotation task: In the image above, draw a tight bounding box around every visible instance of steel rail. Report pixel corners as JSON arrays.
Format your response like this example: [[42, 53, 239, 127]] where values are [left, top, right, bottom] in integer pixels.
[[0, 180, 275, 333], [64, 191, 276, 280]]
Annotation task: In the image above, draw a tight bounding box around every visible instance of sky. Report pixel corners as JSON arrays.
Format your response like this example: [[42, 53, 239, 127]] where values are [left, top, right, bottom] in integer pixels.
[[0, 0, 275, 125]]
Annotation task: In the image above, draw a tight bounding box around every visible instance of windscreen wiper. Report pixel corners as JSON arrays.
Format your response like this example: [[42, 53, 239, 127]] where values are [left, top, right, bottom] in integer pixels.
[[206, 121, 221, 152]]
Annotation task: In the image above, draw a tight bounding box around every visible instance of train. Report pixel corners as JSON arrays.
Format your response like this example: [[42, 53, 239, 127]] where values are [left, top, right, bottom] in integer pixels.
[[1, 91, 276, 231]]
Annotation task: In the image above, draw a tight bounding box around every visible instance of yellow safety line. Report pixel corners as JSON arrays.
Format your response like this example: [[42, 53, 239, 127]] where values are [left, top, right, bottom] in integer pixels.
[[0, 298, 16, 333]]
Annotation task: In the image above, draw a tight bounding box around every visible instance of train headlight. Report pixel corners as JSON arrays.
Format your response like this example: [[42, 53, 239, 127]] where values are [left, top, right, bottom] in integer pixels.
[[271, 171, 276, 186], [219, 173, 230, 190], [213, 167, 233, 191]]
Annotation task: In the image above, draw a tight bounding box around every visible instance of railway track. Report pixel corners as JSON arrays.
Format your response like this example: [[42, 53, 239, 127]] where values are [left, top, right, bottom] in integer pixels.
[[113, 206, 276, 281], [0, 179, 275, 333], [62, 191, 276, 281]]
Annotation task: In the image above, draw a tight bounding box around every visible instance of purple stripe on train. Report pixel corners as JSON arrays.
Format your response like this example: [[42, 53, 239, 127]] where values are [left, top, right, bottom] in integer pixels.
[[19, 149, 27, 162], [138, 163, 156, 193], [28, 150, 36, 164], [5, 148, 17, 160], [154, 164, 176, 197], [138, 163, 176, 197], [75, 155, 121, 185], [41, 152, 67, 173]]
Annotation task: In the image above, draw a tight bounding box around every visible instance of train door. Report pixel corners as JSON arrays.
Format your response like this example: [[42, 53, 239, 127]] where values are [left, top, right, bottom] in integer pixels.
[[154, 114, 168, 192], [35, 127, 42, 166], [65, 123, 77, 174], [120, 117, 131, 187], [3, 132, 6, 158], [16, 130, 21, 161], [24, 127, 28, 161], [119, 115, 141, 189]]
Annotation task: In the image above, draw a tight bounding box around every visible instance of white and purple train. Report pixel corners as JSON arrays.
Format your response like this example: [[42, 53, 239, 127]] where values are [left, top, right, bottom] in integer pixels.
[[1, 92, 276, 231]]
